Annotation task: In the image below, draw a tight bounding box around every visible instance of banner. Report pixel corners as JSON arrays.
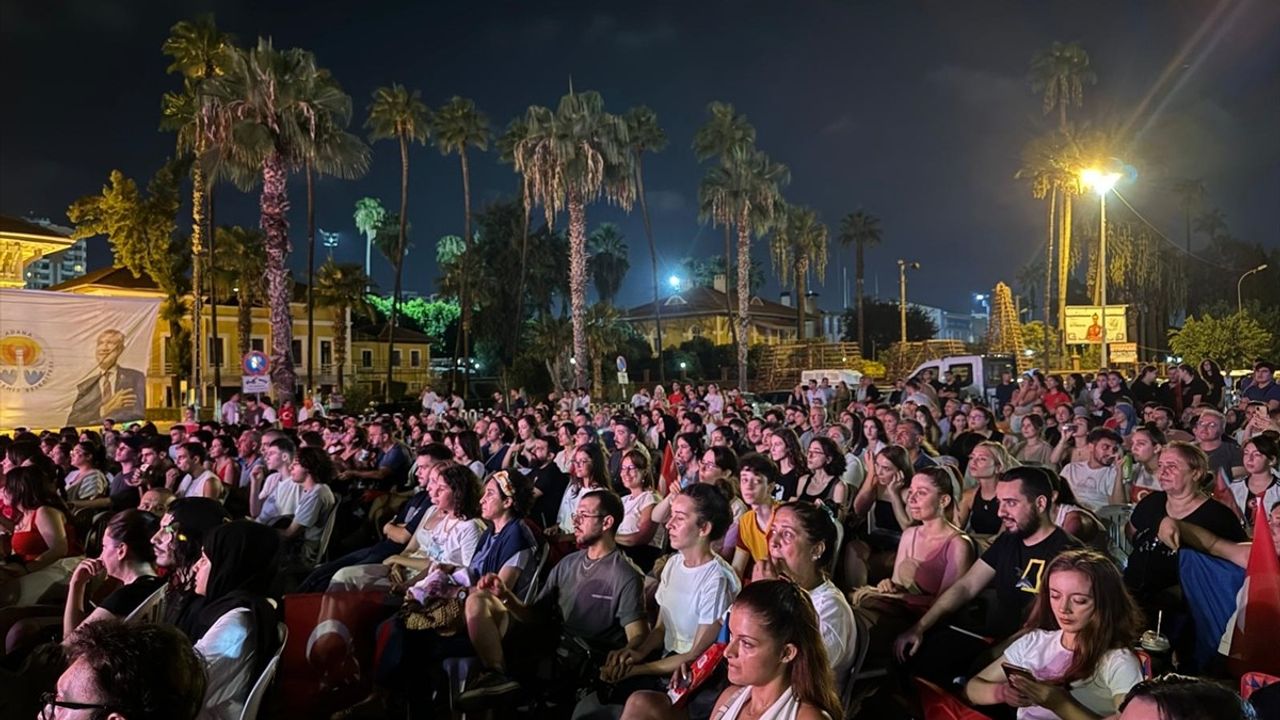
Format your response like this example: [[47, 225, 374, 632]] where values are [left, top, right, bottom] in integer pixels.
[[0, 288, 160, 429], [1063, 304, 1129, 344]]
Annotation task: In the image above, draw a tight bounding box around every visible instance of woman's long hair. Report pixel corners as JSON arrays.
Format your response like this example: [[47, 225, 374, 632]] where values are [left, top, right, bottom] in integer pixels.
[[732, 579, 842, 718], [1021, 549, 1143, 685]]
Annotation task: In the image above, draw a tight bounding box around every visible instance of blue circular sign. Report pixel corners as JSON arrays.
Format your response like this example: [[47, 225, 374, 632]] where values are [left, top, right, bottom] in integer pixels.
[[242, 351, 269, 376]]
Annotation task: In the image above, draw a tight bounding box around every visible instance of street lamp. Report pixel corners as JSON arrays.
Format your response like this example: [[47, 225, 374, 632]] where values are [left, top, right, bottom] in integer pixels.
[[1237, 263, 1269, 314], [1081, 168, 1122, 367], [668, 274, 682, 291], [897, 260, 920, 344]]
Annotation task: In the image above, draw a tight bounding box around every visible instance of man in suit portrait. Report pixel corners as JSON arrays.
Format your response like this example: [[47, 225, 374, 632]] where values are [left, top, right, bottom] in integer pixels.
[[66, 328, 146, 427]]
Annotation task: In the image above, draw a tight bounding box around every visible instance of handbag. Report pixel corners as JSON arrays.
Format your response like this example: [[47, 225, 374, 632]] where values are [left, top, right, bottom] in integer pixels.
[[398, 596, 465, 636]]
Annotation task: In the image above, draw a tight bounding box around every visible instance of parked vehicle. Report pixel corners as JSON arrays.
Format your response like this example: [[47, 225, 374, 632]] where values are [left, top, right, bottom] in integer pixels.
[[906, 354, 1016, 406]]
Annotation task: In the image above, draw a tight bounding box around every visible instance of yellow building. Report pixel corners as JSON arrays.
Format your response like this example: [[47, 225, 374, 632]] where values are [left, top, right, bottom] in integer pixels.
[[622, 284, 817, 351], [0, 216, 77, 289], [49, 267, 431, 410]]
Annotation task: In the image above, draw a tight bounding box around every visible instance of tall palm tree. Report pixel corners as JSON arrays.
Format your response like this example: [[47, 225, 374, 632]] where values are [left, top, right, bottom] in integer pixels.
[[433, 96, 491, 397], [1170, 179, 1206, 253], [699, 144, 789, 390], [589, 223, 630, 305], [1029, 41, 1096, 131], [694, 102, 757, 346], [526, 315, 573, 392], [302, 74, 369, 393], [202, 39, 351, 402], [366, 84, 431, 401], [837, 211, 882, 356], [161, 15, 233, 412], [511, 89, 634, 389], [770, 204, 828, 340], [352, 196, 387, 286], [315, 259, 374, 392], [497, 118, 535, 347], [209, 226, 267, 356], [1193, 207, 1228, 245], [585, 303, 629, 401], [624, 106, 668, 377]]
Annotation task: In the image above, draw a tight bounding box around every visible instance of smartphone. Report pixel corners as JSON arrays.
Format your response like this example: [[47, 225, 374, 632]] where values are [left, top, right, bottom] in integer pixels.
[[1003, 663, 1035, 682]]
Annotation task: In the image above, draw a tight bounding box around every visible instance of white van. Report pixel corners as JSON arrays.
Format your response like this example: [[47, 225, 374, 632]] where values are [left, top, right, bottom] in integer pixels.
[[907, 354, 1016, 406], [800, 369, 864, 388]]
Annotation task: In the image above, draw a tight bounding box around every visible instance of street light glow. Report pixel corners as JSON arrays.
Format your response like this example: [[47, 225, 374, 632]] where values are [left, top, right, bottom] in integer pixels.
[[1081, 168, 1121, 195], [668, 274, 681, 289]]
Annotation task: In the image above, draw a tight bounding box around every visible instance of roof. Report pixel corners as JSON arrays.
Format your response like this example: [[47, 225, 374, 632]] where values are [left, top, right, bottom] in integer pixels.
[[0, 215, 73, 240], [48, 265, 161, 292], [621, 285, 813, 323], [353, 323, 434, 344]]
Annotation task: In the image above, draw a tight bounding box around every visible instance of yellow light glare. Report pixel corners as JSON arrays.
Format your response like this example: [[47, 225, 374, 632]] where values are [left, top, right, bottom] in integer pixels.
[[1081, 168, 1121, 195]]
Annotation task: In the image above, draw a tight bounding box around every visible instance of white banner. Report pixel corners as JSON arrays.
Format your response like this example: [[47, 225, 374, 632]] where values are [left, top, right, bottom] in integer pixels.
[[0, 289, 161, 429], [1064, 305, 1129, 344]]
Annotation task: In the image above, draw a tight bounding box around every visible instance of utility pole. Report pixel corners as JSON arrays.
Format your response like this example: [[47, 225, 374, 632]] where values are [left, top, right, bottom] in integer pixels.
[[898, 259, 920, 344]]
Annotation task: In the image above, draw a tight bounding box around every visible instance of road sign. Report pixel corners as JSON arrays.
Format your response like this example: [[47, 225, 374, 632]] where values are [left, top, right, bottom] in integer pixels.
[[242, 375, 270, 393], [1109, 342, 1138, 364], [617, 371, 630, 386], [616, 355, 628, 373], [242, 351, 269, 376]]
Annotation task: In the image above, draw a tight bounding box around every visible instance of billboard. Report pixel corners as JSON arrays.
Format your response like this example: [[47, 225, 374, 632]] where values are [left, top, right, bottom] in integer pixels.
[[0, 289, 160, 429], [1064, 305, 1129, 344]]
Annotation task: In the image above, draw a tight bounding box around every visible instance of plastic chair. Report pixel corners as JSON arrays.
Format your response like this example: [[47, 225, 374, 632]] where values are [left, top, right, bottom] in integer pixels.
[[237, 622, 288, 720], [913, 677, 993, 720], [522, 542, 551, 604], [124, 583, 168, 624], [1095, 504, 1134, 567], [840, 609, 889, 718]]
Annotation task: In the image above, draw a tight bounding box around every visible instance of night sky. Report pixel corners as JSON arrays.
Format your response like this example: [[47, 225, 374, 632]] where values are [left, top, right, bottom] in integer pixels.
[[3, 0, 1277, 315]]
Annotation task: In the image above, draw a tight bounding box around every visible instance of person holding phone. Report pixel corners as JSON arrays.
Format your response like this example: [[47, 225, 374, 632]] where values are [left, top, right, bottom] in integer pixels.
[[964, 549, 1144, 719]]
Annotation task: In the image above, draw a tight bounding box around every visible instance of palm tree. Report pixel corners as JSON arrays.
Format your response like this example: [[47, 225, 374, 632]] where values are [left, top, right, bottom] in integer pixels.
[[315, 259, 374, 392], [161, 15, 233, 411], [202, 39, 349, 402], [1029, 41, 1096, 131], [624, 106, 668, 376], [302, 75, 369, 393], [698, 144, 789, 390], [511, 89, 634, 389], [589, 223, 630, 305], [837, 211, 882, 356], [585, 303, 629, 400], [352, 196, 387, 285], [525, 315, 573, 392], [1170, 179, 1206, 253], [209, 226, 267, 358], [433, 96, 491, 397], [366, 84, 431, 401], [770, 204, 828, 340], [1193, 207, 1228, 245], [694, 102, 757, 346]]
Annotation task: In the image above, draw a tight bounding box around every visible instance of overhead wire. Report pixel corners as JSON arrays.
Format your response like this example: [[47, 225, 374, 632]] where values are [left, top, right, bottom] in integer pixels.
[[1110, 189, 1248, 272]]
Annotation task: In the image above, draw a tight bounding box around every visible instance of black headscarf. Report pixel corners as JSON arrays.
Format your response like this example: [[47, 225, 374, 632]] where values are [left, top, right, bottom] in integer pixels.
[[162, 497, 231, 634], [191, 520, 281, 676]]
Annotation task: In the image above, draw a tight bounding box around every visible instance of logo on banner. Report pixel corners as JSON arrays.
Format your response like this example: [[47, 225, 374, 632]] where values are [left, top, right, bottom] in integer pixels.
[[0, 331, 54, 392]]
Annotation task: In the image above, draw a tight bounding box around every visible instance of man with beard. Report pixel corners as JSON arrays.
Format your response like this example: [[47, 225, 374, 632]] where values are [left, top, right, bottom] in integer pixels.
[[894, 466, 1082, 687], [525, 433, 571, 531], [1061, 427, 1125, 511]]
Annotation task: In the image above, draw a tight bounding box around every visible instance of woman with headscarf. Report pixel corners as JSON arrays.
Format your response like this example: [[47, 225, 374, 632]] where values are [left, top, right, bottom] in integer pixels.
[[191, 520, 281, 720]]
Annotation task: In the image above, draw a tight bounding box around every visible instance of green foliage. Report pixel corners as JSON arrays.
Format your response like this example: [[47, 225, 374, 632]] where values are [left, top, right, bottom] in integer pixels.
[[680, 255, 765, 293], [365, 296, 459, 353], [589, 223, 629, 305], [1170, 312, 1274, 371], [839, 298, 937, 352], [353, 197, 387, 241]]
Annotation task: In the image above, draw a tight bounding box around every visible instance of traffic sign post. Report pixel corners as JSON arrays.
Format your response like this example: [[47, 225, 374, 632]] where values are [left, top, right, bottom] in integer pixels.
[[241, 351, 270, 395]]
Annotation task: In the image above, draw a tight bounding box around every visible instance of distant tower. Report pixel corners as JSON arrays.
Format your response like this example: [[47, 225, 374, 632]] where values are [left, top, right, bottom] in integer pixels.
[[987, 282, 1028, 371]]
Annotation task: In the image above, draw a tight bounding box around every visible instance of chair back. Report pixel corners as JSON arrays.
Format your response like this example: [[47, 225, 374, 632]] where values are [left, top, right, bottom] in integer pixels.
[[315, 504, 338, 563], [1095, 503, 1134, 566], [913, 677, 993, 720], [124, 583, 167, 624], [522, 542, 552, 604], [237, 622, 288, 720]]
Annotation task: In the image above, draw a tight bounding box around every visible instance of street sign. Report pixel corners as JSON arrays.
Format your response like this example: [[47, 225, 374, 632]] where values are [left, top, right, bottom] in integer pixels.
[[616, 355, 628, 373], [1064, 305, 1129, 344], [617, 371, 630, 386], [1109, 342, 1138, 364], [242, 375, 270, 393], [242, 351, 269, 376]]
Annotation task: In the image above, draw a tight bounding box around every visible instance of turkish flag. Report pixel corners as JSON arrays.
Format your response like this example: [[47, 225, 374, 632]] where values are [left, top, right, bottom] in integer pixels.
[[1228, 500, 1280, 677], [660, 443, 680, 495]]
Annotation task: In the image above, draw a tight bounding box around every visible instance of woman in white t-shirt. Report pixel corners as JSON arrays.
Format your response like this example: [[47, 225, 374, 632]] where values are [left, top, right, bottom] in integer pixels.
[[617, 449, 664, 572], [965, 549, 1145, 720]]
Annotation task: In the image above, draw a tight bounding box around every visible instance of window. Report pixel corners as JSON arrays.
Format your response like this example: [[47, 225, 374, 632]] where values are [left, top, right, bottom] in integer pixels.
[[391, 350, 402, 367], [410, 350, 421, 368], [361, 349, 373, 368], [291, 339, 303, 366], [208, 337, 225, 367], [320, 341, 333, 367], [251, 338, 265, 353]]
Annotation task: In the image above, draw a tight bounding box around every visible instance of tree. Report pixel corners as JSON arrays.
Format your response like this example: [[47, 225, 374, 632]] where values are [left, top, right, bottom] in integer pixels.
[[585, 303, 630, 400], [694, 101, 757, 346], [203, 39, 349, 401], [208, 226, 266, 357], [699, 143, 789, 390], [1170, 178, 1206, 253], [839, 298, 937, 353], [526, 315, 573, 392], [624, 106, 668, 376], [314, 260, 373, 392], [352, 196, 387, 282], [1193, 208, 1228, 245], [511, 89, 634, 389], [680, 255, 765, 293], [589, 223, 630, 305], [161, 15, 233, 411], [838, 210, 882, 356], [67, 160, 191, 406], [1029, 41, 1096, 131], [769, 203, 828, 339], [433, 96, 491, 396], [1170, 313, 1272, 372]]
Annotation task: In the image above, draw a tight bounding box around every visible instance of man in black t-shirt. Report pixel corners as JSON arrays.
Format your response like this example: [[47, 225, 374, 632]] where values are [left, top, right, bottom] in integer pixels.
[[1178, 364, 1210, 410], [895, 466, 1083, 685]]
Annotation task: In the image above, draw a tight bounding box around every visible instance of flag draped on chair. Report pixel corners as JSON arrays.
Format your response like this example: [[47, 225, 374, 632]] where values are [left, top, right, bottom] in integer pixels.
[[1228, 500, 1280, 677]]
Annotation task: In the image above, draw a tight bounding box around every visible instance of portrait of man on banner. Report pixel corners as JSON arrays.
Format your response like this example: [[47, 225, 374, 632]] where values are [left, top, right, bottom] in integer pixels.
[[66, 328, 147, 426]]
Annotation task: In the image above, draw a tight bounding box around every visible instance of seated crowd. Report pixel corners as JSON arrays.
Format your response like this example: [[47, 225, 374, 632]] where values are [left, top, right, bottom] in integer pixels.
[[0, 360, 1277, 720]]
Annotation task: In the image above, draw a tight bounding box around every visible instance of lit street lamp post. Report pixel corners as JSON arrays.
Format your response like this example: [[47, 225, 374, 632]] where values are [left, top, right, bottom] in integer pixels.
[[1081, 168, 1121, 367], [897, 260, 920, 344], [1237, 264, 1269, 315]]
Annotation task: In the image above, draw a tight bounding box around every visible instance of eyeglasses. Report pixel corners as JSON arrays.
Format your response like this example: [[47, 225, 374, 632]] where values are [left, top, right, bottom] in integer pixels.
[[620, 465, 639, 473], [572, 458, 591, 466], [40, 693, 117, 720], [571, 512, 605, 523]]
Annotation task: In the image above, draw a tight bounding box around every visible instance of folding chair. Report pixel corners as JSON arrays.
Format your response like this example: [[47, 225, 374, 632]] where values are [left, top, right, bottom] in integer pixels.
[[1095, 504, 1134, 567], [237, 622, 288, 720], [124, 583, 167, 624]]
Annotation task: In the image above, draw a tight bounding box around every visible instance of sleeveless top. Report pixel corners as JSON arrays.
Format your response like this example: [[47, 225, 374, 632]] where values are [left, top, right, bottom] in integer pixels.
[[903, 529, 962, 598], [969, 488, 1002, 535]]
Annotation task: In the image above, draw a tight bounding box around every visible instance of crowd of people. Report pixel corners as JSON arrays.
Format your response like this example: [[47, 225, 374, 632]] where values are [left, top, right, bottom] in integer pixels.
[[1, 358, 1278, 719]]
